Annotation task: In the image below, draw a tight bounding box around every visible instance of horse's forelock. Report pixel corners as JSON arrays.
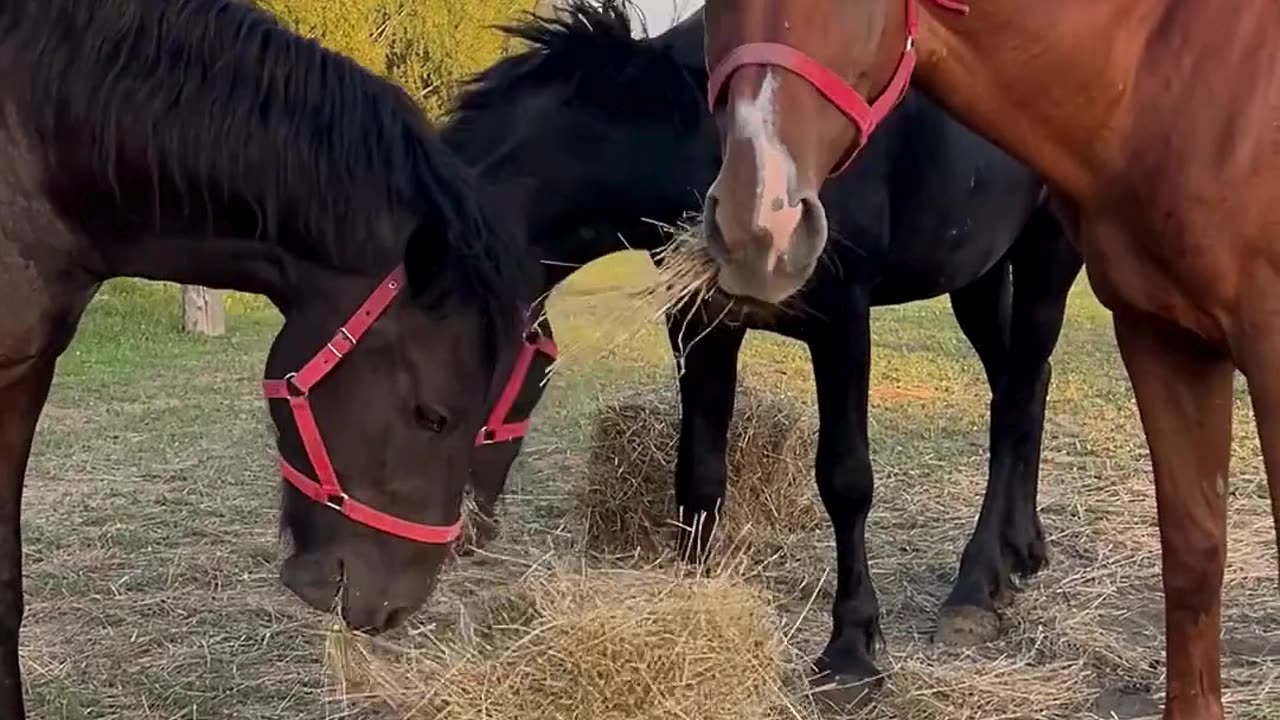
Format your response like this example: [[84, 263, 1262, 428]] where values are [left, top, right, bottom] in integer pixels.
[[449, 0, 704, 134]]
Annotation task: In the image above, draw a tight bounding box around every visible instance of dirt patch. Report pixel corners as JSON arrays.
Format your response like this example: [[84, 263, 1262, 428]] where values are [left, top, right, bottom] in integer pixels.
[[871, 384, 940, 404]]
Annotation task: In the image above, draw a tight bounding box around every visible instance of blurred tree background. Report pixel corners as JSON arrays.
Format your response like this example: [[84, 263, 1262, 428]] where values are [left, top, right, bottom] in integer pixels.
[[256, 0, 539, 116], [180, 0, 546, 335]]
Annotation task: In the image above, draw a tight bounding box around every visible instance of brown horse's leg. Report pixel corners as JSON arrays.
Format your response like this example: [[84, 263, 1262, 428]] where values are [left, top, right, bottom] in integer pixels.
[[1235, 328, 1280, 589], [1115, 315, 1231, 720], [0, 359, 57, 720]]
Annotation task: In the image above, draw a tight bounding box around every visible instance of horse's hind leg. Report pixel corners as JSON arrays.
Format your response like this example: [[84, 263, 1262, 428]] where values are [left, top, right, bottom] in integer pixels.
[[937, 208, 1081, 645], [0, 357, 57, 720]]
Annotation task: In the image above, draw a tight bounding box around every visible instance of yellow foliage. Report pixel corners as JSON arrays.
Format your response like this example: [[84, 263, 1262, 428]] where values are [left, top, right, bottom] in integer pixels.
[[257, 0, 386, 72], [383, 0, 531, 115], [257, 0, 533, 116]]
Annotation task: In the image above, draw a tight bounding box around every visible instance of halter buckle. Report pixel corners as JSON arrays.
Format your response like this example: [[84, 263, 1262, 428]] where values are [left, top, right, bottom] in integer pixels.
[[326, 327, 356, 360], [324, 492, 348, 511], [284, 372, 306, 398]]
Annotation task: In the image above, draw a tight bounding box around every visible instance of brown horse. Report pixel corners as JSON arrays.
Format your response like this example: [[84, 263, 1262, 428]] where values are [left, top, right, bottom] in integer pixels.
[[699, 1, 1280, 718]]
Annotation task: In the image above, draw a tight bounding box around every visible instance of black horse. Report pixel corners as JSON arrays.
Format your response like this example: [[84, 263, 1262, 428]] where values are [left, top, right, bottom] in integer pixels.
[[448, 1, 1083, 705], [0, 1, 530, 715]]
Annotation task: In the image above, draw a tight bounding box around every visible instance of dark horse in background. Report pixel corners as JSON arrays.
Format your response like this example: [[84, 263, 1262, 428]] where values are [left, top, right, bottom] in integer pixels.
[[0, 0, 531, 715], [445, 1, 1082, 704]]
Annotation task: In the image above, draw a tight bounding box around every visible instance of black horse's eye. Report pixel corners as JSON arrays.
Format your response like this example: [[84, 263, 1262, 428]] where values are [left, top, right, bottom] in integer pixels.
[[413, 404, 449, 433]]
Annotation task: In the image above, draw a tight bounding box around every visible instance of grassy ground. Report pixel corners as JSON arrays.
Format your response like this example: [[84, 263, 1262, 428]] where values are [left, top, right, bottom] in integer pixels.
[[19, 253, 1279, 719]]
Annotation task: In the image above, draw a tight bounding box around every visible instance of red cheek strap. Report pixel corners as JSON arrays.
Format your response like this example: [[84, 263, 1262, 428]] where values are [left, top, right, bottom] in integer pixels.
[[706, 0, 970, 174], [264, 266, 464, 546], [475, 324, 558, 446]]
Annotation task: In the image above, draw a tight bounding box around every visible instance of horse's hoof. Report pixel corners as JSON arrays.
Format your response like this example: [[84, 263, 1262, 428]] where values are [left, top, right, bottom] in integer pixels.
[[934, 605, 1001, 646], [809, 667, 884, 710], [810, 653, 884, 710], [993, 583, 1016, 609]]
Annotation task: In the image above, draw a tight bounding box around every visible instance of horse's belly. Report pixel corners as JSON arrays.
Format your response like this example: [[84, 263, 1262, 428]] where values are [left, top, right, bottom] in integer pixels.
[[1077, 216, 1231, 346]]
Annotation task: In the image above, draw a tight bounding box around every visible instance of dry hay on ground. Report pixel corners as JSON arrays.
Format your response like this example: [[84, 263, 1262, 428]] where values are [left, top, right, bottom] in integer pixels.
[[324, 565, 799, 720], [317, 425, 1280, 720], [575, 380, 823, 559]]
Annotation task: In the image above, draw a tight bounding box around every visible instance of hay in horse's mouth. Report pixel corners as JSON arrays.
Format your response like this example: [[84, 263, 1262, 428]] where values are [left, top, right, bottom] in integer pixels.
[[547, 220, 801, 377], [643, 225, 721, 317]]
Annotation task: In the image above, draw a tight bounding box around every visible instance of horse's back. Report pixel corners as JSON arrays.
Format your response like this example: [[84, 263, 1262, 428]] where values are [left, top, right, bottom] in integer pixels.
[[1124, 1, 1280, 224]]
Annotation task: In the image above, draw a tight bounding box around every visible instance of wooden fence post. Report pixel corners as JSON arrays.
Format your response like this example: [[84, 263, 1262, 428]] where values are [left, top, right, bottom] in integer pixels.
[[181, 285, 226, 336]]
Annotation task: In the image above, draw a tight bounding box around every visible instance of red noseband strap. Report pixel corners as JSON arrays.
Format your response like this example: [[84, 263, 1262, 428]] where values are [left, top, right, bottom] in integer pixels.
[[706, 0, 970, 174], [263, 266, 464, 545]]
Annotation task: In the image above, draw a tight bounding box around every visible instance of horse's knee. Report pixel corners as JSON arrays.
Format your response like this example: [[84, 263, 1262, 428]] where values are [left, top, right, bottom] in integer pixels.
[[1161, 534, 1225, 614], [675, 453, 727, 504], [816, 446, 873, 512], [991, 362, 1050, 422]]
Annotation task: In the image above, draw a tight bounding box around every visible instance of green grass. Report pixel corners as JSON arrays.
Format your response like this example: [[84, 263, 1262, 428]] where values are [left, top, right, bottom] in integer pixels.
[[18, 267, 1280, 719]]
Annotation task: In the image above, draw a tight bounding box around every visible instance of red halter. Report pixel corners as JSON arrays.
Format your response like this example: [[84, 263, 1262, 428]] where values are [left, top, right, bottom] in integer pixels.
[[263, 267, 555, 545], [706, 0, 970, 174]]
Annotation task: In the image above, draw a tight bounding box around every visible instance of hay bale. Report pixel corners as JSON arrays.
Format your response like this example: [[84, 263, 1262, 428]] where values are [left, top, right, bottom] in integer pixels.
[[326, 567, 798, 720], [576, 381, 822, 558]]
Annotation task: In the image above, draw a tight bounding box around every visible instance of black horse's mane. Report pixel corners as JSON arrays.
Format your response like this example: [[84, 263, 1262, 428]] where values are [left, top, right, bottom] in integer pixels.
[[2, 0, 526, 328], [449, 0, 706, 135]]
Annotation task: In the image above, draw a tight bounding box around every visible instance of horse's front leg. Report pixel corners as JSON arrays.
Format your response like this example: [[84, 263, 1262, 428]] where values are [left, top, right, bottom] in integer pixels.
[[0, 358, 58, 720], [1115, 314, 1232, 720], [667, 304, 746, 563], [807, 295, 880, 708], [1234, 307, 1280, 687]]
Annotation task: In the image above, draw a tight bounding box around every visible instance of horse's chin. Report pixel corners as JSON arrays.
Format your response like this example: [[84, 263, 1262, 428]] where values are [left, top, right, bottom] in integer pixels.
[[692, 285, 794, 326], [280, 545, 442, 634]]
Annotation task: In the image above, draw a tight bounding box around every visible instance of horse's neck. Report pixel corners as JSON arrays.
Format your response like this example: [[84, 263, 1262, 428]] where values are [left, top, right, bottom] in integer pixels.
[[532, 224, 647, 290], [99, 231, 300, 308], [50, 151, 403, 307], [485, 174, 661, 291], [917, 0, 1156, 204]]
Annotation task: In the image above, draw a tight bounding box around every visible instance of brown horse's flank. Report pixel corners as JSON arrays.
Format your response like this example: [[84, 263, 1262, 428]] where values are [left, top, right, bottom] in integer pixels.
[[702, 1, 1280, 718]]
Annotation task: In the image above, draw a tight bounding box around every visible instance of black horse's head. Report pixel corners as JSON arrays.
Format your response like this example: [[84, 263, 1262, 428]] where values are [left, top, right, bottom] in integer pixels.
[[440, 1, 719, 514], [266, 200, 528, 633], [444, 1, 718, 276]]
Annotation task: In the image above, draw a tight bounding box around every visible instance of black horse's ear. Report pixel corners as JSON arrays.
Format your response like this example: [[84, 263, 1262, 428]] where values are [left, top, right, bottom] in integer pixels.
[[652, 8, 705, 72]]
